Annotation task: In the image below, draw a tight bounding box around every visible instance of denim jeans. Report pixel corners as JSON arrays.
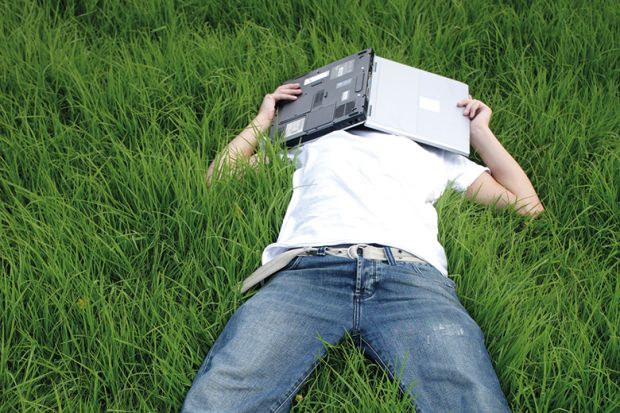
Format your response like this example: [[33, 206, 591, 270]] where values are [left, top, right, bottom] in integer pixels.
[[182, 247, 511, 413]]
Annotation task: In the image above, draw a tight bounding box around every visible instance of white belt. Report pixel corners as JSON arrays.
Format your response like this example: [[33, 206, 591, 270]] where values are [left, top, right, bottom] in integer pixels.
[[239, 244, 425, 293]]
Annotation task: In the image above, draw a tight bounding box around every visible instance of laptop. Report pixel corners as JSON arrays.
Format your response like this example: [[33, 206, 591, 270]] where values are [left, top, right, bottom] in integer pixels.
[[269, 48, 471, 156]]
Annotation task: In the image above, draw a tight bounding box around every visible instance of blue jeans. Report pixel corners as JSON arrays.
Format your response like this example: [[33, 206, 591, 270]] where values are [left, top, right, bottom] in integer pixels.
[[182, 248, 511, 412]]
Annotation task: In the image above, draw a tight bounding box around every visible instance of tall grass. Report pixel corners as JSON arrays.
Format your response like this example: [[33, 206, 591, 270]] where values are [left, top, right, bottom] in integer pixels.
[[1, 0, 618, 411]]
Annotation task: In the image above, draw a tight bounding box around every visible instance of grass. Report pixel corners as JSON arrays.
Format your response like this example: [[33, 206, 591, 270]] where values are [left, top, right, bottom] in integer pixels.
[[0, 0, 618, 411]]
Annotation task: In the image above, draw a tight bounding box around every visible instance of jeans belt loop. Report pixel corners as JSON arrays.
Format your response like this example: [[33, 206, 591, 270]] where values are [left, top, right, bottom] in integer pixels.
[[383, 246, 397, 266]]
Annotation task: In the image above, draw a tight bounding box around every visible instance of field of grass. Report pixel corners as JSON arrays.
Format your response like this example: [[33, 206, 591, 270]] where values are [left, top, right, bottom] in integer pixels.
[[1, 0, 618, 411]]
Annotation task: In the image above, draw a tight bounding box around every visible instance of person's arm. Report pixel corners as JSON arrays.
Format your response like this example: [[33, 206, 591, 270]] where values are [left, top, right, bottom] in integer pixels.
[[207, 83, 302, 186], [457, 96, 544, 217]]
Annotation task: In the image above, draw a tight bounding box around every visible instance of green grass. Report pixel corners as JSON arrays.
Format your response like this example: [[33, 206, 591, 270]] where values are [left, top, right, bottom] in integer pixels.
[[0, 0, 618, 411]]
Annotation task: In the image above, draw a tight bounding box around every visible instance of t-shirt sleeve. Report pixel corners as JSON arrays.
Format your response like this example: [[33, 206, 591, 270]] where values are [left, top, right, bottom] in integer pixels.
[[429, 147, 490, 194]]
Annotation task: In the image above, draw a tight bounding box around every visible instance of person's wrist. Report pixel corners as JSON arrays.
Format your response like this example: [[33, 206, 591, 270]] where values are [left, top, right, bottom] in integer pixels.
[[254, 113, 273, 131], [470, 125, 493, 153], [471, 126, 503, 157], [471, 124, 491, 138]]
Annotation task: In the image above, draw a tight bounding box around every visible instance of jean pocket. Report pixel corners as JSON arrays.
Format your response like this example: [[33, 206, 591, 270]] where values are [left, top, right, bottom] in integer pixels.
[[258, 254, 305, 290], [396, 261, 456, 289]]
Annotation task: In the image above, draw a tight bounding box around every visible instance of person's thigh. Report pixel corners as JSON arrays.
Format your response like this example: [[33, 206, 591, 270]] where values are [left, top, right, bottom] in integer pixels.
[[360, 261, 511, 413], [182, 255, 355, 413]]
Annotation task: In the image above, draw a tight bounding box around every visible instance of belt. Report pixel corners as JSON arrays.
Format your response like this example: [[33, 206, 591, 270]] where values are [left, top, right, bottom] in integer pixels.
[[239, 244, 426, 294]]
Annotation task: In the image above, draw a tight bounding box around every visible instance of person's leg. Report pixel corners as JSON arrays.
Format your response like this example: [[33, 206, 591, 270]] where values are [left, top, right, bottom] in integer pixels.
[[359, 259, 511, 413], [181, 253, 356, 413]]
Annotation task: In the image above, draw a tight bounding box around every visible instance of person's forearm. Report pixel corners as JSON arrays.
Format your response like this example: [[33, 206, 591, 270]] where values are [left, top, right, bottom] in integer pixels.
[[207, 114, 271, 186], [471, 126, 544, 214], [206, 82, 301, 186], [224, 114, 271, 159]]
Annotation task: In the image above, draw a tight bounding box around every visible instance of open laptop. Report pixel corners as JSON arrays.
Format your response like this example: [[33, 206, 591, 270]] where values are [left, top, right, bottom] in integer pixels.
[[269, 48, 471, 156]]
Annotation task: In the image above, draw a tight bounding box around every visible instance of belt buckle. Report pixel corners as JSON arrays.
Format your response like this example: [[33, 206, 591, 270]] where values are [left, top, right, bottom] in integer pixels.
[[347, 243, 369, 259]]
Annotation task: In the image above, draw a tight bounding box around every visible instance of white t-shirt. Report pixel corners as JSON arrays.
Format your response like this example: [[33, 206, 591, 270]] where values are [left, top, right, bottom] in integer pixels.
[[261, 128, 488, 275]]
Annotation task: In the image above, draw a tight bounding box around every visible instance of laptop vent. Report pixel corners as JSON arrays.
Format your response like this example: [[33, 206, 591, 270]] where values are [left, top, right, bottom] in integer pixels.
[[345, 101, 355, 114], [334, 101, 357, 118], [334, 104, 345, 118], [312, 90, 324, 108]]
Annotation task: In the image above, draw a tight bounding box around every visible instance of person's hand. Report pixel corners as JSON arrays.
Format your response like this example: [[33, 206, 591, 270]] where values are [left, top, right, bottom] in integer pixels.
[[255, 83, 302, 126], [457, 95, 493, 134]]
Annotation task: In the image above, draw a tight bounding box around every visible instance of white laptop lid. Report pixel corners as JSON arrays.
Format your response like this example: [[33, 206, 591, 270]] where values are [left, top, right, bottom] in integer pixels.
[[365, 56, 470, 156]]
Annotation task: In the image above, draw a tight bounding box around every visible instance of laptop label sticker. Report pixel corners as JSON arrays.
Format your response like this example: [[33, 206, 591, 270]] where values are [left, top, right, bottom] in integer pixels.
[[284, 117, 305, 137], [341, 90, 350, 101], [304, 70, 329, 85], [419, 96, 441, 113], [330, 59, 355, 79], [336, 78, 352, 89]]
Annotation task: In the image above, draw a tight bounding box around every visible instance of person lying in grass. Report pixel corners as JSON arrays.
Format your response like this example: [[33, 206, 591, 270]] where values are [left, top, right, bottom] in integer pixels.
[[182, 82, 544, 413]]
